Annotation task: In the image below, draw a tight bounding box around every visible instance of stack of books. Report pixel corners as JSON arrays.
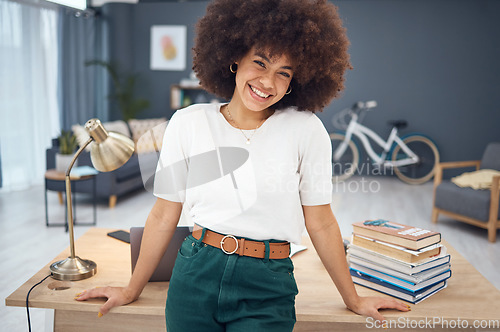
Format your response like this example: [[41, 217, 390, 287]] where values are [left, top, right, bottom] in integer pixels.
[[347, 219, 451, 304]]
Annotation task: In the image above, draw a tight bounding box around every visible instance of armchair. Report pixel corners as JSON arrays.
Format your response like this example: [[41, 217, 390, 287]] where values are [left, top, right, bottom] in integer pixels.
[[432, 143, 500, 242]]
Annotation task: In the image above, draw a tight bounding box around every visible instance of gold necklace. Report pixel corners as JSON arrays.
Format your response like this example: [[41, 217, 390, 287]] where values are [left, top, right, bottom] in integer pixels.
[[226, 105, 269, 145]]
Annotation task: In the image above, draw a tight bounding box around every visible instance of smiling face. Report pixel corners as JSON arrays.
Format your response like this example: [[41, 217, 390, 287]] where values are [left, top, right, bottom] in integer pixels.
[[232, 47, 293, 113]]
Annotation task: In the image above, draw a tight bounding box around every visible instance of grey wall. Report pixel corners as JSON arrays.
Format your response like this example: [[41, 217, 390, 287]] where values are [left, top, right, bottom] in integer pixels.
[[100, 1, 208, 120], [98, 0, 500, 163], [322, 0, 500, 165]]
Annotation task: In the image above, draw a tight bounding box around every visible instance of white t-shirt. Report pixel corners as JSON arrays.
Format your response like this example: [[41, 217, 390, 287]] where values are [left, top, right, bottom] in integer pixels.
[[154, 103, 332, 244]]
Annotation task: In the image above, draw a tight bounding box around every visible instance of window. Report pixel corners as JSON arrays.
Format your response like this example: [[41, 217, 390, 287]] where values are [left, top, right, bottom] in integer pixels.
[[0, 0, 60, 191]]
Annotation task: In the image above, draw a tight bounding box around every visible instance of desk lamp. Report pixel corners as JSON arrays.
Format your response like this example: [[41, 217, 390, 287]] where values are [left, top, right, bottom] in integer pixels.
[[50, 119, 135, 280]]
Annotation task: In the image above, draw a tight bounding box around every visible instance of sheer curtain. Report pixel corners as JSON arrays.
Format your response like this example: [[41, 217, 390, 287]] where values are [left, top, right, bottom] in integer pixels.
[[0, 0, 60, 191]]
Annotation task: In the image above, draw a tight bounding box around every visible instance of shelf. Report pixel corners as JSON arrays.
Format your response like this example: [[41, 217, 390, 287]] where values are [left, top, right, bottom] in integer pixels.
[[170, 84, 205, 110]]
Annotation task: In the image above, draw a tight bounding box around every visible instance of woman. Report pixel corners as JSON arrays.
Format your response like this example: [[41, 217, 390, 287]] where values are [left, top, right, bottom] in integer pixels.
[[76, 0, 410, 330]]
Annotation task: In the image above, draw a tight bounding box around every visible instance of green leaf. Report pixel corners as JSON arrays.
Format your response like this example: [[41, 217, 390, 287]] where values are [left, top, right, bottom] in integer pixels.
[[58, 130, 78, 155], [86, 60, 149, 120]]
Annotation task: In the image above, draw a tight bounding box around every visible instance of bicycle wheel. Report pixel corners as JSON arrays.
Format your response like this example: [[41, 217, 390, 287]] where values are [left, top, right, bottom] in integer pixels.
[[391, 135, 440, 184], [330, 133, 359, 182]]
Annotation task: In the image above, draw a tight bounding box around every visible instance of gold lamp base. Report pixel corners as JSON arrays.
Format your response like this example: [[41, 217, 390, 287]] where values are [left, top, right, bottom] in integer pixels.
[[50, 256, 97, 281]]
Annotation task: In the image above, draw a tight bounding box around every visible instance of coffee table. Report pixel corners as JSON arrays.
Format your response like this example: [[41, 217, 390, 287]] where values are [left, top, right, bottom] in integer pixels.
[[44, 169, 97, 231]]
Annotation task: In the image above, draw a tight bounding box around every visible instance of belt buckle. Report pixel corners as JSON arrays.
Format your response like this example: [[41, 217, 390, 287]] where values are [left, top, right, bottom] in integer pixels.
[[220, 235, 238, 255]]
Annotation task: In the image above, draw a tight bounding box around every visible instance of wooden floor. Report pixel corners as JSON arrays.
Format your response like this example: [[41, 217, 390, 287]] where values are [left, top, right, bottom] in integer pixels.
[[1, 176, 499, 331]]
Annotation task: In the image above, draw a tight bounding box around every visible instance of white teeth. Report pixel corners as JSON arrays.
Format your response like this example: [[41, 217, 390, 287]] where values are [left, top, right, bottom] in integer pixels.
[[250, 85, 270, 98]]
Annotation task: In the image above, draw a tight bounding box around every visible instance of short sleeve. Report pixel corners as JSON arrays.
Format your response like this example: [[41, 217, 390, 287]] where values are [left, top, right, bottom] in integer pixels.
[[298, 115, 333, 206], [153, 111, 188, 203]]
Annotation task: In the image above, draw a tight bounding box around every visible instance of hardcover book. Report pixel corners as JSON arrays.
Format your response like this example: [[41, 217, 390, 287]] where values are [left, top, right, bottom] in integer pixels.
[[350, 269, 448, 304], [349, 262, 452, 288], [351, 235, 442, 263], [70, 166, 98, 178], [347, 245, 451, 275], [352, 220, 441, 250], [350, 267, 451, 292]]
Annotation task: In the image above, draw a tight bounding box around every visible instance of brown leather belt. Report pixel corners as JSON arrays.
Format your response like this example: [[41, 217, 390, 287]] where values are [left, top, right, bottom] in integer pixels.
[[192, 229, 290, 259]]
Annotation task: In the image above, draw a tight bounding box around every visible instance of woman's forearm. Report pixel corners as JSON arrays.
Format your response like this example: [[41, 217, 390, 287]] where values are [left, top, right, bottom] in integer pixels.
[[303, 205, 360, 309], [307, 220, 360, 309]]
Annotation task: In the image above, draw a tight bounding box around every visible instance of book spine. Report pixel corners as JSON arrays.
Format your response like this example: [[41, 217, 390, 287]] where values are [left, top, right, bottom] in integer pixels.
[[352, 235, 441, 263], [352, 236, 413, 262], [171, 86, 181, 110], [353, 222, 441, 250], [349, 246, 451, 270]]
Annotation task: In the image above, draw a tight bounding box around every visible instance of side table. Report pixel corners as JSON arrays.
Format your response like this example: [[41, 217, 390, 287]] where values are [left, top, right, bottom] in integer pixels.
[[44, 169, 97, 231]]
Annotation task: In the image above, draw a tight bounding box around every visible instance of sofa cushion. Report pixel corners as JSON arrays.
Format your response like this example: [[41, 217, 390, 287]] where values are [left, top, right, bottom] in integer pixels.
[[72, 120, 131, 151], [114, 154, 141, 182], [435, 180, 500, 222], [128, 118, 167, 154], [480, 142, 500, 171]]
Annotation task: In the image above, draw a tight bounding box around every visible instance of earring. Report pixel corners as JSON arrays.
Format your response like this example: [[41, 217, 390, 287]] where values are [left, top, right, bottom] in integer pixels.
[[230, 63, 237, 74], [285, 86, 292, 95]]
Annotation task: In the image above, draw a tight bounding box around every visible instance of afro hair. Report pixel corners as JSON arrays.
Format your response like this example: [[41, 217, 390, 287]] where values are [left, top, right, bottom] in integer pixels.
[[192, 0, 351, 112]]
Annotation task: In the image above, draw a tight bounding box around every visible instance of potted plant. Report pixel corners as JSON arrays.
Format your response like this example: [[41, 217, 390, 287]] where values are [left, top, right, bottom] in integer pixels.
[[85, 60, 150, 121], [55, 130, 78, 172]]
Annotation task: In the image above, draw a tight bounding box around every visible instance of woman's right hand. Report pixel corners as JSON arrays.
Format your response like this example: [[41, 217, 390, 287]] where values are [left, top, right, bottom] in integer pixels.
[[75, 286, 137, 317], [75, 199, 182, 317]]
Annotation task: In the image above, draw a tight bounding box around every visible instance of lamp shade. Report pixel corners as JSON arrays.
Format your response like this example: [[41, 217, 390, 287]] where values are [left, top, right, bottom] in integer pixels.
[[85, 119, 135, 172]]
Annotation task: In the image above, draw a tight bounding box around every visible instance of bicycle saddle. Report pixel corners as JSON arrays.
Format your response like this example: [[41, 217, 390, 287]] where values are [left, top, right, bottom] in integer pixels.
[[387, 120, 408, 130]]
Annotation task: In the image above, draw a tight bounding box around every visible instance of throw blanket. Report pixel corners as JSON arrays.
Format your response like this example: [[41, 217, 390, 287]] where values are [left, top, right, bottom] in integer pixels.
[[451, 169, 500, 190]]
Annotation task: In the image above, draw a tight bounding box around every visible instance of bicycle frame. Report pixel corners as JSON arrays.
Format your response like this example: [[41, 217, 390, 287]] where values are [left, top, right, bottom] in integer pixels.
[[333, 112, 419, 167]]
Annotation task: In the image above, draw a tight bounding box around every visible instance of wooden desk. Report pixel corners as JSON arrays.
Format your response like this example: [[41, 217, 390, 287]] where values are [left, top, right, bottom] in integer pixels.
[[6, 228, 500, 331]]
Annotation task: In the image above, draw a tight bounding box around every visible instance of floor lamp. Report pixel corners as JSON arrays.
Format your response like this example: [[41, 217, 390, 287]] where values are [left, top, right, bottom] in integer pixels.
[[50, 119, 135, 281]]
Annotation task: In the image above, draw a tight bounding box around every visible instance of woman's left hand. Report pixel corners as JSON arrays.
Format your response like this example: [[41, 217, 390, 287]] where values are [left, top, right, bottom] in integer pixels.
[[347, 296, 411, 323]]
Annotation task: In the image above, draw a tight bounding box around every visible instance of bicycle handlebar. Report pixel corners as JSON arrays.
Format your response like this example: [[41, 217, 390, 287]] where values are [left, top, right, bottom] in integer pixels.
[[351, 100, 377, 112], [331, 100, 378, 130], [365, 100, 378, 109]]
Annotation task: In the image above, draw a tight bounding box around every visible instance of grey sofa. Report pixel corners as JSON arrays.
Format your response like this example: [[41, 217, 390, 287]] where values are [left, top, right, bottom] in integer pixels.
[[46, 144, 158, 208], [46, 118, 166, 208], [432, 142, 500, 242]]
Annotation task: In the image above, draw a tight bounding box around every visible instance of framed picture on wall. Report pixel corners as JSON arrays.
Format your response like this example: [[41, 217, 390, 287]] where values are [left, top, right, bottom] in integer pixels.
[[150, 25, 187, 71]]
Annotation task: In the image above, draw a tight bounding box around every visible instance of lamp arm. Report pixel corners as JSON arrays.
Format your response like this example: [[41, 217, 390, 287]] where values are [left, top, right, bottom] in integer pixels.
[[65, 137, 93, 258], [65, 138, 93, 177]]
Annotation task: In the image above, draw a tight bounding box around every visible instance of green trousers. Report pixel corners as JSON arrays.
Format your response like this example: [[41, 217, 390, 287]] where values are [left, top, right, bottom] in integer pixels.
[[165, 229, 298, 331]]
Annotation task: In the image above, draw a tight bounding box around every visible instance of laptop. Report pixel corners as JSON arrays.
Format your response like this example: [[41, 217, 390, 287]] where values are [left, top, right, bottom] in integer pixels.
[[130, 226, 192, 282]]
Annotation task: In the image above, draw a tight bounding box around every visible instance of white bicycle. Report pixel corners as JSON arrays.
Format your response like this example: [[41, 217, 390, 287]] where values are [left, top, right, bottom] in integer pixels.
[[330, 101, 440, 184]]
